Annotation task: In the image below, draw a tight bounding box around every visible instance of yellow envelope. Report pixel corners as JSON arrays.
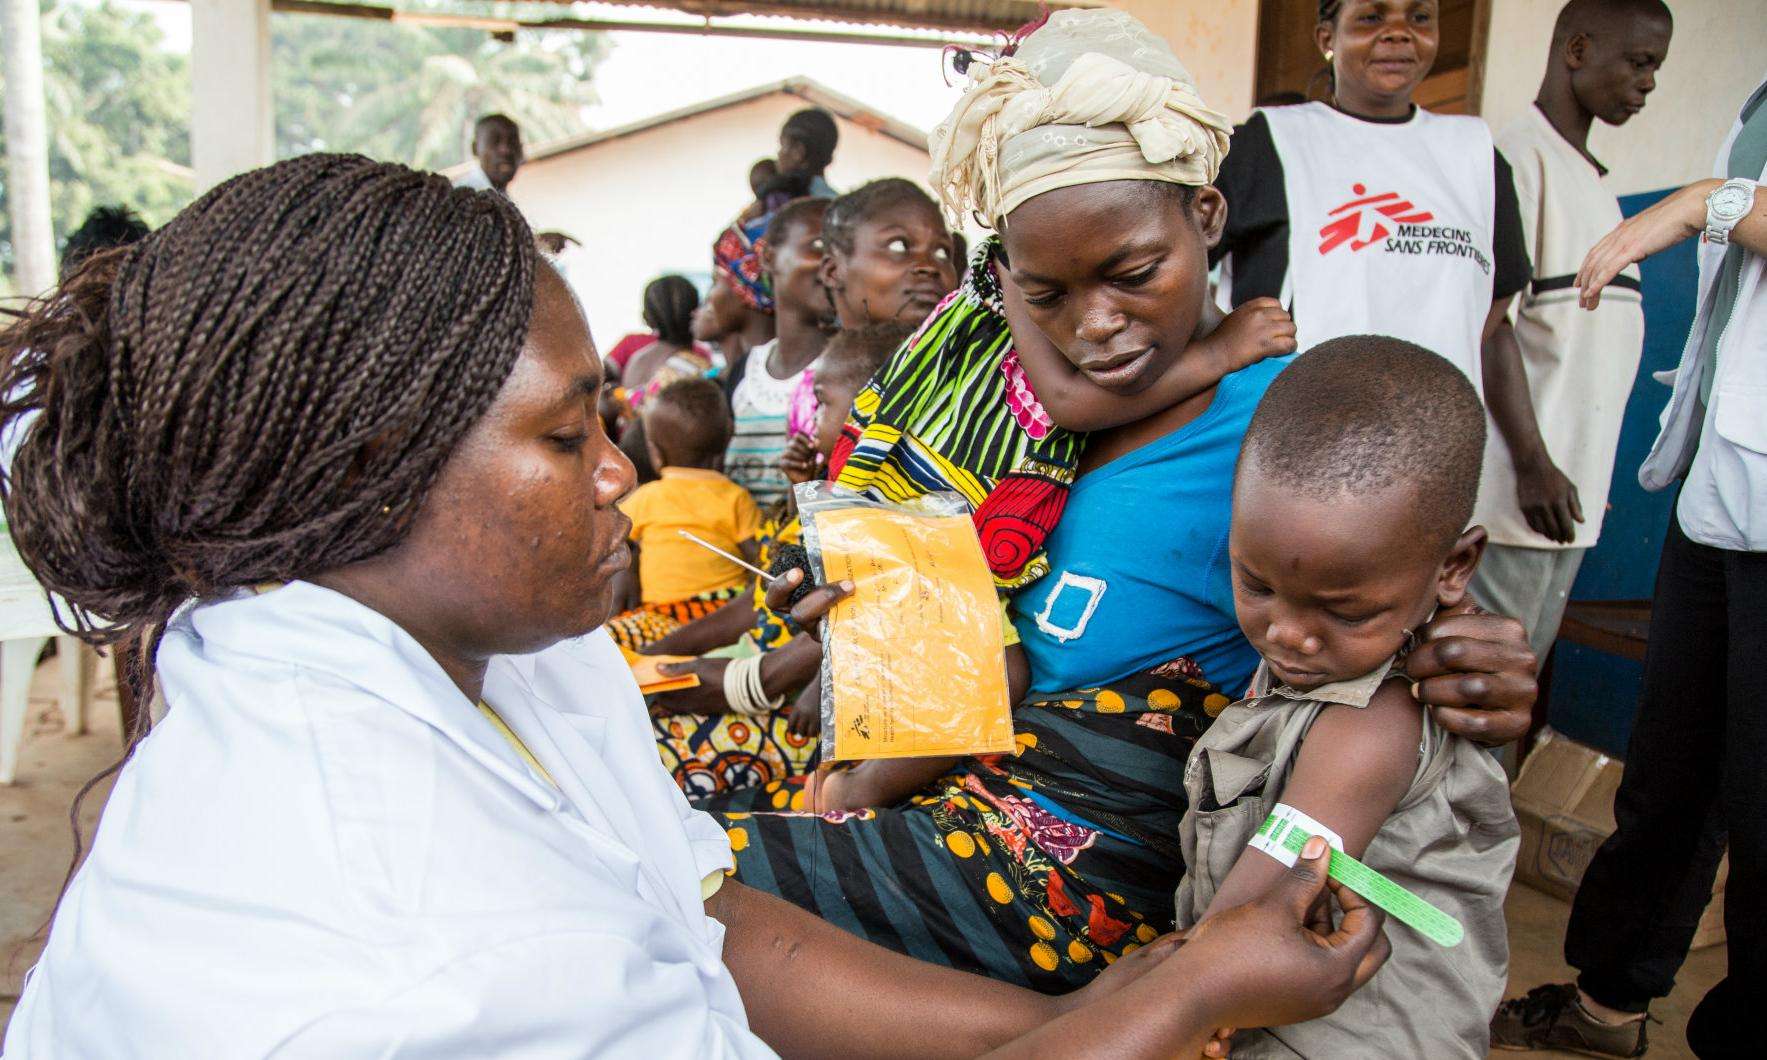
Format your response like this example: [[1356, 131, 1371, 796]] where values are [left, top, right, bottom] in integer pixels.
[[814, 505, 1014, 761]]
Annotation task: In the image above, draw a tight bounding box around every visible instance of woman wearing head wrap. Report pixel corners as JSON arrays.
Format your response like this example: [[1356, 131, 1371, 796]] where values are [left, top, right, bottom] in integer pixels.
[[705, 12, 1292, 995], [704, 7, 1540, 996], [829, 21, 1289, 588], [701, 209, 780, 399], [722, 199, 831, 510], [713, 212, 776, 316]]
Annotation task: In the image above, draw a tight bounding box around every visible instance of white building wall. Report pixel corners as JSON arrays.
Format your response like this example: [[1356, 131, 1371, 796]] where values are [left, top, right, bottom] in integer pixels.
[[1116, 0, 1262, 120], [1481, 0, 1766, 197], [506, 92, 933, 346]]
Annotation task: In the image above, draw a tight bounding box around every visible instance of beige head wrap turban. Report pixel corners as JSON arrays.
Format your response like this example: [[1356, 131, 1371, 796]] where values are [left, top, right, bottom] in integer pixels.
[[928, 9, 1233, 228]]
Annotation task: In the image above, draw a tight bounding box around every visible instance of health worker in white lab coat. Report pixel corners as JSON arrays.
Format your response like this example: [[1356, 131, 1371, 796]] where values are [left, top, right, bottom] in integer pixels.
[[0, 154, 1388, 1059]]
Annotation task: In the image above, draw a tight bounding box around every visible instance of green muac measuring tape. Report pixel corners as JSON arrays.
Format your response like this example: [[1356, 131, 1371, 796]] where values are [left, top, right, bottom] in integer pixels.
[[1250, 804, 1465, 948]]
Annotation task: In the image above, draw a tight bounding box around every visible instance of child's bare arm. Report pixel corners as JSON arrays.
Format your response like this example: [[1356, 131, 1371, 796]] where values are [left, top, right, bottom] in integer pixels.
[[821, 756, 966, 812], [788, 678, 821, 738], [998, 265, 1295, 433], [641, 587, 757, 655], [1198, 681, 1422, 921]]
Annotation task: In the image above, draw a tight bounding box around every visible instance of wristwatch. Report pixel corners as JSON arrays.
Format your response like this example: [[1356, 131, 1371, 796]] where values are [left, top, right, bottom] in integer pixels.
[[1704, 178, 1757, 246]]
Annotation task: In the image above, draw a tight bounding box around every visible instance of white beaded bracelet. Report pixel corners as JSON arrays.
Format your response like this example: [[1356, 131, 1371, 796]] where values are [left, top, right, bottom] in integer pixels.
[[723, 654, 784, 717]]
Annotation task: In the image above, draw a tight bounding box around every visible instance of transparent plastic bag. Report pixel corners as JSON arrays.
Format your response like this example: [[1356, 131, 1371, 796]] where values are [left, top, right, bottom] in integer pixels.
[[797, 482, 1015, 762]]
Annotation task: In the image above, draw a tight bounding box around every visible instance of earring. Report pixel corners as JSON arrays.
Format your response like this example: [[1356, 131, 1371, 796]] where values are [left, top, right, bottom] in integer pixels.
[[1324, 49, 1335, 63]]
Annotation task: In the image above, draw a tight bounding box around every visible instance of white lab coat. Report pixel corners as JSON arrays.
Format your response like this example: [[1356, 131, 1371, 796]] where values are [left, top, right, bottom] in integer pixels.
[[1639, 74, 1767, 550], [3, 581, 776, 1058]]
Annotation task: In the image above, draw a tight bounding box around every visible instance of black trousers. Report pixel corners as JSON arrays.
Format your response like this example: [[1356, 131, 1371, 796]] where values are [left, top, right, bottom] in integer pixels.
[[1566, 513, 1764, 1058]]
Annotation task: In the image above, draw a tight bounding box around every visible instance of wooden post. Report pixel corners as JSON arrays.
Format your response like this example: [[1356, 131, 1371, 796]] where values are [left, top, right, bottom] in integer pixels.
[[191, 0, 275, 192], [1, 0, 56, 297]]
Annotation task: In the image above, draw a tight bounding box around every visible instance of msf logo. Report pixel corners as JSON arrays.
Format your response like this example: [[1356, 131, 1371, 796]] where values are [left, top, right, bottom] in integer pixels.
[[1318, 183, 1434, 254]]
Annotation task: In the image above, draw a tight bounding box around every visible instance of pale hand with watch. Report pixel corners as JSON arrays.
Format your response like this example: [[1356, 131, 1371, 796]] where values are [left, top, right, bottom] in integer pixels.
[[1704, 177, 1758, 246], [1577, 176, 1760, 309]]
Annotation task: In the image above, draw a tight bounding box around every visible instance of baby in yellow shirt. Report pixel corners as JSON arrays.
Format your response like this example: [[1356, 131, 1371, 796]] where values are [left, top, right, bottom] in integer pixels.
[[615, 378, 762, 623]]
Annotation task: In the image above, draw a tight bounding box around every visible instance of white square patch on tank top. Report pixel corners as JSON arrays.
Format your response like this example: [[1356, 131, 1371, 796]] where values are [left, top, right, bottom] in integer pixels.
[[1033, 571, 1108, 643]]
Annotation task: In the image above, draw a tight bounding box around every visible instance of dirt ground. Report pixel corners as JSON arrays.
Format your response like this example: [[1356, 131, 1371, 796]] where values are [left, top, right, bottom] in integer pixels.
[[0, 658, 1728, 1055]]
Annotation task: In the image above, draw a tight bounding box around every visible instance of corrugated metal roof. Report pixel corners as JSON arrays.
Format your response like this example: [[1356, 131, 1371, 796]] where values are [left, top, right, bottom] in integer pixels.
[[556, 1, 1106, 35]]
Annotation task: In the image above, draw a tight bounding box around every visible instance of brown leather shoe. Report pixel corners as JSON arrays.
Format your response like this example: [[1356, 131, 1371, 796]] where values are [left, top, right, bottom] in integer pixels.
[[1492, 983, 1650, 1057]]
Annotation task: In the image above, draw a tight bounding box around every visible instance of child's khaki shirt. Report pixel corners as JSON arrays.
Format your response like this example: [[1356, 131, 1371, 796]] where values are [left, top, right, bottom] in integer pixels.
[[1176, 658, 1519, 1058]]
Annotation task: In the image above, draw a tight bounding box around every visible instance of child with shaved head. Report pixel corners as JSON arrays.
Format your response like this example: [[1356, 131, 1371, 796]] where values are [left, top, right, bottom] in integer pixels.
[[608, 378, 763, 648], [1176, 335, 1519, 1059]]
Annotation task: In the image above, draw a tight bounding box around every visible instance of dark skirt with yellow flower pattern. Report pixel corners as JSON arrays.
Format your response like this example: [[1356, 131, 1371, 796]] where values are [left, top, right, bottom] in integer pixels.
[[699, 665, 1231, 992]]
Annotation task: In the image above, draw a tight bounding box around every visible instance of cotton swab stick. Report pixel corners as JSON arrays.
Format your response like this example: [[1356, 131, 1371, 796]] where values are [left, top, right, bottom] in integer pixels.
[[677, 529, 778, 584]]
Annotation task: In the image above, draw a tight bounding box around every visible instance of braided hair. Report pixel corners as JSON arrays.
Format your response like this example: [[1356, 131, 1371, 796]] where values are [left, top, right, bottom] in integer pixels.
[[821, 178, 944, 257], [0, 153, 537, 678], [640, 275, 699, 347]]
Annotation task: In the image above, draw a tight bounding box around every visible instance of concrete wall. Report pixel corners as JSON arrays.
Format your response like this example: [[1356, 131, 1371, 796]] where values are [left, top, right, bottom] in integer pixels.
[[1115, 0, 1262, 119], [1481, 0, 1766, 197], [506, 92, 933, 346]]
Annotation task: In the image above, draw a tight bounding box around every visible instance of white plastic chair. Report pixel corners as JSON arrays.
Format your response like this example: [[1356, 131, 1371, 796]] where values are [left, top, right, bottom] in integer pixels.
[[0, 531, 95, 784]]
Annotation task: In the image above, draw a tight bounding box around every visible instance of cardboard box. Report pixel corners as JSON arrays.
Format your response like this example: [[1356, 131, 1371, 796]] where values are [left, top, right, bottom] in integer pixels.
[[1511, 728, 1726, 950]]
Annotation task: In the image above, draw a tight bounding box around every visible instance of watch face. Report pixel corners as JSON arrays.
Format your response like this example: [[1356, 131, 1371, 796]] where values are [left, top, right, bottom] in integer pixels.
[[1711, 184, 1753, 220]]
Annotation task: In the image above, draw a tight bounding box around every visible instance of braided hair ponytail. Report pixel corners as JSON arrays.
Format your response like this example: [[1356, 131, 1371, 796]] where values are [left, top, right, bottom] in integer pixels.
[[641, 274, 699, 348], [0, 153, 537, 681]]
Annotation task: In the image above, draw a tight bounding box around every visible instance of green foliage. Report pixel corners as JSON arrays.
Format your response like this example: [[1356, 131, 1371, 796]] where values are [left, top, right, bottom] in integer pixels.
[[3, 0, 602, 280], [1, 0, 193, 277], [274, 3, 604, 170]]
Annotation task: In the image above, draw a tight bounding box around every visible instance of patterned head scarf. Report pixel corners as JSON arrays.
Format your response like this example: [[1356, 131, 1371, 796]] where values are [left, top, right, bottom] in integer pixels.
[[928, 9, 1233, 228], [712, 211, 774, 313]]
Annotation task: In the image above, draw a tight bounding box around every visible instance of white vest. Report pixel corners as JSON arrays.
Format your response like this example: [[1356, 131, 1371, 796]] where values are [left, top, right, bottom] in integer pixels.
[[1257, 103, 1497, 386]]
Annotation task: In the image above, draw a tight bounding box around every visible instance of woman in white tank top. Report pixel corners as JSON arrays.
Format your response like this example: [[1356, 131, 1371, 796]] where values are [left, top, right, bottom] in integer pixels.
[[1212, 0, 1532, 387], [1210, 1, 1581, 578]]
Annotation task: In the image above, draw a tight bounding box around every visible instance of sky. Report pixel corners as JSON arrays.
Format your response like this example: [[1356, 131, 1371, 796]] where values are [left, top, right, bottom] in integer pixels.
[[124, 0, 972, 141]]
